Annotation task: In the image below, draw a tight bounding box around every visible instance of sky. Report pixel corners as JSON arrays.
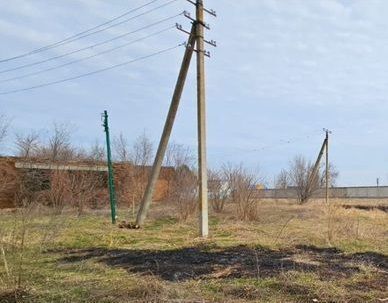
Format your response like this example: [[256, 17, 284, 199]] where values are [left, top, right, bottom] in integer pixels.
[[0, 0, 388, 186]]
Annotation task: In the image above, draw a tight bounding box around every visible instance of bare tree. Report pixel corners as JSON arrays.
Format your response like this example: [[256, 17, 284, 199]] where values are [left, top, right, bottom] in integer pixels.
[[165, 143, 194, 168], [208, 169, 229, 213], [131, 132, 154, 166], [88, 140, 105, 162], [130, 132, 154, 204], [113, 133, 130, 162], [319, 162, 339, 187], [110, 132, 154, 212], [164, 142, 193, 200], [15, 131, 40, 158], [223, 163, 260, 221], [40, 123, 74, 161], [287, 155, 315, 204], [165, 143, 197, 221], [285, 155, 338, 204], [68, 171, 104, 215], [275, 169, 290, 189], [0, 114, 10, 153], [43, 170, 70, 213], [169, 164, 197, 221]]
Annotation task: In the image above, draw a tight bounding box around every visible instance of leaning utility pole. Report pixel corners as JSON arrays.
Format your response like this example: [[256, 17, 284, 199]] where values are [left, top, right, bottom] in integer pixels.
[[307, 129, 331, 203], [102, 110, 117, 224], [135, 26, 196, 228], [135, 1, 216, 237], [308, 133, 327, 191], [324, 128, 331, 205]]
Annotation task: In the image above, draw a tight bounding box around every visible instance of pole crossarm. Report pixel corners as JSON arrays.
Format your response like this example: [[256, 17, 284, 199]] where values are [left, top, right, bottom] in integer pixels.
[[183, 11, 210, 29], [176, 23, 217, 48], [185, 0, 217, 17]]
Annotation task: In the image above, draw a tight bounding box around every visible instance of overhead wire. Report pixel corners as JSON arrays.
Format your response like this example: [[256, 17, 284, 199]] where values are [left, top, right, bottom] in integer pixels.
[[208, 129, 324, 156], [0, 43, 184, 96], [249, 129, 323, 152], [0, 0, 178, 63], [0, 26, 177, 84], [0, 13, 182, 74]]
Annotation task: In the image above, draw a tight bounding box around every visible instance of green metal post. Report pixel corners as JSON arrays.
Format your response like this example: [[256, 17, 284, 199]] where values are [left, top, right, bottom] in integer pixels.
[[102, 110, 117, 224]]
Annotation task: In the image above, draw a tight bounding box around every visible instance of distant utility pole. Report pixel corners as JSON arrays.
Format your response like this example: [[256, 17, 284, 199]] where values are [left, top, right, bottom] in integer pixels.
[[102, 110, 117, 224], [135, 0, 216, 237], [307, 128, 331, 203], [324, 128, 331, 205], [308, 133, 327, 191]]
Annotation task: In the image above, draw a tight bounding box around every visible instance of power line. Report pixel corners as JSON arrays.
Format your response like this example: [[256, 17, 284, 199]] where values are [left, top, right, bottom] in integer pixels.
[[0, 26, 175, 84], [33, 0, 179, 52], [0, 43, 184, 96], [250, 129, 323, 152], [0, 0, 178, 63], [0, 13, 182, 74], [33, 0, 161, 52], [208, 129, 323, 155]]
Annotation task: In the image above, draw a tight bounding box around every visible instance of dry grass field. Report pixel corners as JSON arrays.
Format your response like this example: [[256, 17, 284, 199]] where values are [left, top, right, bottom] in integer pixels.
[[0, 199, 387, 303]]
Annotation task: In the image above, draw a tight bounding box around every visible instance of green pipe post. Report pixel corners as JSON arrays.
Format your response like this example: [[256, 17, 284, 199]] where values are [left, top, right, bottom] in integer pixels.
[[102, 110, 117, 224]]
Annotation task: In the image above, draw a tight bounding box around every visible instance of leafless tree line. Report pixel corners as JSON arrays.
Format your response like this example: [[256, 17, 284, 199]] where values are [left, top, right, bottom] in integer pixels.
[[15, 123, 104, 162], [0, 115, 280, 220], [1, 123, 201, 218], [1, 115, 340, 220], [116, 135, 264, 222], [0, 123, 152, 214]]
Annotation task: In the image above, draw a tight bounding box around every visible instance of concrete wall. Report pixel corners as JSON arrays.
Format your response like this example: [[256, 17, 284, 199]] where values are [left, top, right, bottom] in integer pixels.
[[261, 186, 388, 199]]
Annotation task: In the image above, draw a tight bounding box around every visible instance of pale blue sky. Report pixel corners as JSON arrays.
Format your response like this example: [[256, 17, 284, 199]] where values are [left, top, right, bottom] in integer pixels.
[[0, 0, 387, 186]]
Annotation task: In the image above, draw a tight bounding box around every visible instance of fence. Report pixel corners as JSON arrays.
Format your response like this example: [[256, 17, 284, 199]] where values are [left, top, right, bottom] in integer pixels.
[[260, 186, 388, 199]]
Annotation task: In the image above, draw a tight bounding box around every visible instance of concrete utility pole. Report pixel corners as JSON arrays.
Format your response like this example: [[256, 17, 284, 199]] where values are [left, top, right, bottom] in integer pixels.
[[325, 129, 330, 205], [135, 26, 196, 227], [135, 1, 216, 237], [196, 0, 209, 237], [308, 134, 327, 190]]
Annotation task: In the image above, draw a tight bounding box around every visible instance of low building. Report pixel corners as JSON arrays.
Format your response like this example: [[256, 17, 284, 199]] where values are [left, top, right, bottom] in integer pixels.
[[0, 156, 174, 209]]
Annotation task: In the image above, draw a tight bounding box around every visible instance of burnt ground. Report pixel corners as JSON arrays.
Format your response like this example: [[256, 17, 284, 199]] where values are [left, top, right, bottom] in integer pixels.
[[0, 289, 33, 303], [342, 204, 388, 213], [57, 244, 387, 285]]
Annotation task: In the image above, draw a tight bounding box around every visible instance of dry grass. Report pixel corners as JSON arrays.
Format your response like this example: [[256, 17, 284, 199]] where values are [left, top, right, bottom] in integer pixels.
[[0, 198, 387, 302]]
